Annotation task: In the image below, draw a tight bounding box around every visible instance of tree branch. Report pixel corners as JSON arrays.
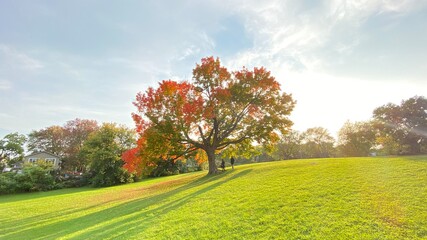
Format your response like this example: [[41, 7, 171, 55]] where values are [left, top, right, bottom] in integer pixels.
[[217, 95, 261, 143], [169, 146, 198, 161], [198, 125, 208, 145], [181, 130, 204, 149], [218, 135, 250, 149], [212, 117, 219, 146]]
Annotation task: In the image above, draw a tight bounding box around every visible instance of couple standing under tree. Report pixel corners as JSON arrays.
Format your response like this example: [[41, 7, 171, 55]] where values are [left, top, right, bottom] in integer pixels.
[[220, 156, 235, 171]]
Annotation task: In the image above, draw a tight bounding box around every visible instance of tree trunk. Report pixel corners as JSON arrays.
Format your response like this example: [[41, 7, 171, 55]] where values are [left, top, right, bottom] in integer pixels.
[[206, 147, 218, 174]]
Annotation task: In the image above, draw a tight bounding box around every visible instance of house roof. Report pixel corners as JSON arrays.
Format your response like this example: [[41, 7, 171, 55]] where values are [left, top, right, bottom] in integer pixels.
[[24, 151, 61, 159]]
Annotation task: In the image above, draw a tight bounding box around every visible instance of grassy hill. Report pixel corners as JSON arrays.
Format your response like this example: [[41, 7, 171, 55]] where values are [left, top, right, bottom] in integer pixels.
[[1, 156, 426, 239]]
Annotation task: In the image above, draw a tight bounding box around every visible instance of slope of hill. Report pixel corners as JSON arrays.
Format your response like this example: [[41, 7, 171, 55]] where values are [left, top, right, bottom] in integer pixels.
[[1, 156, 426, 239]]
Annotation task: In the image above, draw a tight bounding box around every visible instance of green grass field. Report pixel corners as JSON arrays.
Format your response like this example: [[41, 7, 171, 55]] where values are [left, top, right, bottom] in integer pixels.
[[1, 156, 426, 239]]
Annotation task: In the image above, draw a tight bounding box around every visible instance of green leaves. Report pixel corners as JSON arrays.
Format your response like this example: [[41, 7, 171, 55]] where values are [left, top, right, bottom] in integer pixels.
[[0, 132, 27, 166], [79, 123, 136, 187], [373, 96, 427, 155]]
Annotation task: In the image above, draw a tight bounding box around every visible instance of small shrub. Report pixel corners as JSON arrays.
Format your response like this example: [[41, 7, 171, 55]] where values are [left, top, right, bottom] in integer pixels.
[[23, 166, 55, 191], [0, 172, 17, 194], [58, 174, 90, 188], [0, 165, 57, 194], [88, 167, 134, 187], [13, 172, 34, 192]]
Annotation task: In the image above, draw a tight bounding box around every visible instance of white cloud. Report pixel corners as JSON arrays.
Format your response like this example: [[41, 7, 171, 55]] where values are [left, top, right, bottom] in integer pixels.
[[220, 0, 426, 74], [329, 0, 426, 20], [210, 0, 427, 135], [199, 32, 216, 50], [176, 45, 201, 61], [107, 57, 168, 75], [1, 0, 426, 138], [0, 79, 11, 90], [0, 44, 44, 70]]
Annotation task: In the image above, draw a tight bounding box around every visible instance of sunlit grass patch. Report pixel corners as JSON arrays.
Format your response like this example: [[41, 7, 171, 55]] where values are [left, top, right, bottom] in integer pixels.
[[1, 156, 426, 239]]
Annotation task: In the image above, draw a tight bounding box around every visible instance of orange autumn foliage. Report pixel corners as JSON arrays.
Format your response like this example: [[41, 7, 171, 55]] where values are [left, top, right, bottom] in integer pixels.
[[131, 56, 295, 174]]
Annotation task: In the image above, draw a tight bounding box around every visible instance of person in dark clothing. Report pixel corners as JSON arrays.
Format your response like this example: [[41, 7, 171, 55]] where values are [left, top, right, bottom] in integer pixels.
[[230, 156, 235, 170], [220, 159, 225, 171]]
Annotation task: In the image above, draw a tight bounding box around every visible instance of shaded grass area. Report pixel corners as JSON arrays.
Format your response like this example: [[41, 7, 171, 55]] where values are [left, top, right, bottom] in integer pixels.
[[0, 156, 426, 239]]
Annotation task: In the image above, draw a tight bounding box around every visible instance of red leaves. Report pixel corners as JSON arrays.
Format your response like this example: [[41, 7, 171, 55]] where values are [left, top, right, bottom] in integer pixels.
[[212, 87, 231, 100], [193, 56, 231, 91], [133, 80, 199, 133], [182, 95, 203, 124], [234, 67, 279, 92], [122, 148, 142, 175]]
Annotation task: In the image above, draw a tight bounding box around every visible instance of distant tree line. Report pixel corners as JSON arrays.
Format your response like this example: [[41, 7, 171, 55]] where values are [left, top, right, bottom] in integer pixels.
[[268, 95, 427, 160], [1, 119, 206, 193], [1, 95, 426, 193]]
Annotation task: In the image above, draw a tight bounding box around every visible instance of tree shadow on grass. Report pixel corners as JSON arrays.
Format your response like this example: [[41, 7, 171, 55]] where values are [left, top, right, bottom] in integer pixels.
[[0, 173, 202, 233], [404, 155, 427, 162], [0, 187, 97, 204], [80, 169, 253, 239], [1, 176, 195, 234], [0, 172, 203, 204], [1, 169, 252, 239]]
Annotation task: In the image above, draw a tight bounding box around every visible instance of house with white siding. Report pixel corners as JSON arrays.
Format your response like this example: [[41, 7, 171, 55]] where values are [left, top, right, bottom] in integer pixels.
[[23, 151, 62, 170]]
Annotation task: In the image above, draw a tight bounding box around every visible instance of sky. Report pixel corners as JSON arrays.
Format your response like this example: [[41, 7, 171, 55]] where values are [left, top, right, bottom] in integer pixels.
[[1, 0, 427, 139]]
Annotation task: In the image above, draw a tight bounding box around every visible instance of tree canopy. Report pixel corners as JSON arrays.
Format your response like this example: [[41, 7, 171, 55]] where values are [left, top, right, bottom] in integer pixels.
[[131, 56, 295, 174], [79, 123, 136, 187], [0, 132, 27, 170], [27, 119, 99, 171], [300, 127, 335, 158], [28, 125, 65, 157], [337, 121, 376, 157], [373, 96, 427, 155]]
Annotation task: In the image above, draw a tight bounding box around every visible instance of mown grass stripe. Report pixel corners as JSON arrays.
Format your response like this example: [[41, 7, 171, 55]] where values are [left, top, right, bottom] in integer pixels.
[[0, 156, 426, 239]]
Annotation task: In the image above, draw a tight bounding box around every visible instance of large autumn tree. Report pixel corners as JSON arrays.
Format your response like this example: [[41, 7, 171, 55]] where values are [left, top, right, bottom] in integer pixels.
[[132, 57, 295, 174]]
